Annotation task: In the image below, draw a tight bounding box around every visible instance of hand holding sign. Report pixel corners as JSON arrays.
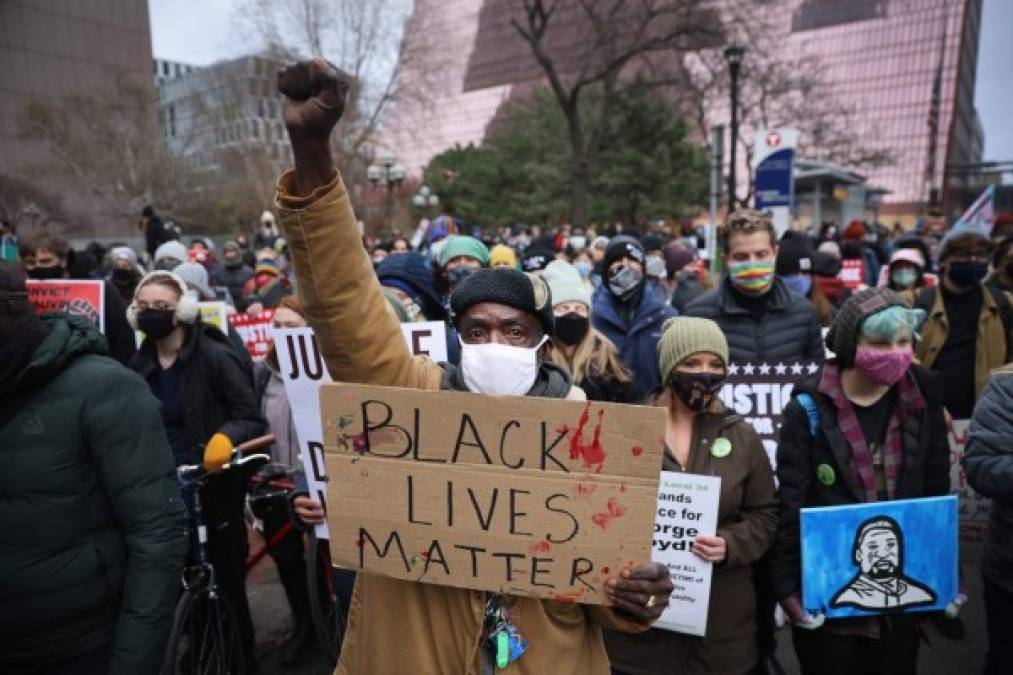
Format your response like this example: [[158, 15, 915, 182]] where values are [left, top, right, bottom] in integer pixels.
[[605, 562, 674, 622]]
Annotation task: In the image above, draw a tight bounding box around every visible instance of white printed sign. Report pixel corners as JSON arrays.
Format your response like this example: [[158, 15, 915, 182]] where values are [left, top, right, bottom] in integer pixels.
[[948, 419, 991, 542], [652, 471, 721, 636], [271, 323, 448, 538], [400, 321, 448, 362]]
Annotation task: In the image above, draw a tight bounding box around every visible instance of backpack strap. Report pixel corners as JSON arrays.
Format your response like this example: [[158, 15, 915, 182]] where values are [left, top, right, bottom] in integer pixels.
[[796, 393, 821, 437]]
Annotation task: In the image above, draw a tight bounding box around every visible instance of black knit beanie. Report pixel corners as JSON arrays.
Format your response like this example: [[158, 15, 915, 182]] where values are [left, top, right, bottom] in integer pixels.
[[825, 287, 907, 367], [449, 267, 555, 336], [602, 235, 645, 273]]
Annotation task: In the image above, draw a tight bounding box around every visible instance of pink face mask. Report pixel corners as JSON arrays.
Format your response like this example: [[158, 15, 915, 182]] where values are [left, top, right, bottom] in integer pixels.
[[854, 347, 913, 386]]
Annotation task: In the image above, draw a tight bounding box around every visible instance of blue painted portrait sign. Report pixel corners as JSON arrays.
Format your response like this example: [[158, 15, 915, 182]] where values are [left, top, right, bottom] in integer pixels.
[[801, 496, 958, 618]]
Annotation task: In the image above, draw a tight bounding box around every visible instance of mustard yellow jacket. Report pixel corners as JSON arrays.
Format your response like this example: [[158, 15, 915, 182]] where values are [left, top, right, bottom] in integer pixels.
[[915, 286, 1011, 402], [275, 171, 644, 675]]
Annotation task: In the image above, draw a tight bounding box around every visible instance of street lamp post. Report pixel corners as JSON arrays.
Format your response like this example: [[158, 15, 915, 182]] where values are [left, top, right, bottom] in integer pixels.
[[724, 44, 746, 212], [368, 155, 407, 229], [412, 184, 440, 211]]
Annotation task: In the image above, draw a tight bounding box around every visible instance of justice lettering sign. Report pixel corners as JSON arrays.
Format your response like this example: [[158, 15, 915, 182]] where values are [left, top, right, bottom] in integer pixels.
[[719, 360, 821, 469], [320, 384, 665, 603]]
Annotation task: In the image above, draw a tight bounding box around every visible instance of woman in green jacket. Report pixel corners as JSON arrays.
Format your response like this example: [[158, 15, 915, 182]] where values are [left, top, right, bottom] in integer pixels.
[[606, 317, 779, 675]]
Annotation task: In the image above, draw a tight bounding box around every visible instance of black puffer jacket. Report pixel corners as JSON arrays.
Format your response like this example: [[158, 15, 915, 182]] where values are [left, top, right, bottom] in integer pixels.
[[683, 276, 825, 361], [770, 364, 950, 602], [0, 315, 184, 673], [964, 365, 1013, 594]]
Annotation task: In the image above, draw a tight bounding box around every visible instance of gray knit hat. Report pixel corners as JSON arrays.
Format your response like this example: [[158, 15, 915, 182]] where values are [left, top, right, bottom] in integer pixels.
[[657, 317, 730, 385], [825, 287, 907, 367]]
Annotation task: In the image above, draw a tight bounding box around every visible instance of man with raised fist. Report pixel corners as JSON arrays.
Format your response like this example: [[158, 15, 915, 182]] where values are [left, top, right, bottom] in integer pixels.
[[274, 59, 673, 675]]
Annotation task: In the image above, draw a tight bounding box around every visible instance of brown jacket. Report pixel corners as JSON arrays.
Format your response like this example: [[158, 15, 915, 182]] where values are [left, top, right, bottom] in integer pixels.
[[915, 285, 1011, 401], [275, 171, 645, 675], [605, 410, 779, 675]]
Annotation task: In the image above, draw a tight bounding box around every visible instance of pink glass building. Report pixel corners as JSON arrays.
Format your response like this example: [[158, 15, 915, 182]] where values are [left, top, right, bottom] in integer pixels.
[[383, 0, 984, 222]]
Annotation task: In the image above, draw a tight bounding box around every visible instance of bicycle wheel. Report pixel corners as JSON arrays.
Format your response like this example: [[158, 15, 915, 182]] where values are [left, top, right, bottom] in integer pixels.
[[306, 530, 346, 663], [162, 585, 246, 675]]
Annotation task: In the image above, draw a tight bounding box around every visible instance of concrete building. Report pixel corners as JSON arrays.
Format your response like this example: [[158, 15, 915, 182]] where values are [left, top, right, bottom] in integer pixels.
[[382, 0, 985, 222], [155, 54, 292, 175], [0, 0, 156, 231]]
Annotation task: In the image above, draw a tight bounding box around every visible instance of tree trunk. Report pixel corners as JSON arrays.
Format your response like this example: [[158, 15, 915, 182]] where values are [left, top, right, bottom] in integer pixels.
[[566, 105, 589, 227]]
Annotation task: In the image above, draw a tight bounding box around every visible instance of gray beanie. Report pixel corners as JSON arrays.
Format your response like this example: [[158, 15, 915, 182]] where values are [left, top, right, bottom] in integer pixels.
[[825, 287, 907, 367], [657, 317, 730, 385]]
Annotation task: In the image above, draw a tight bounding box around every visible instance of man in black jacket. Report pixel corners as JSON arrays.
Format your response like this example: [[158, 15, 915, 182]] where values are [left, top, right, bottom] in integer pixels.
[[19, 231, 137, 366], [684, 211, 824, 362], [0, 261, 184, 674], [964, 366, 1013, 675]]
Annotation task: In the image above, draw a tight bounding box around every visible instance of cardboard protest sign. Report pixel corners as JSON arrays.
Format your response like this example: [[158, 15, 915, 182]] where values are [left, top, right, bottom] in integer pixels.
[[652, 472, 721, 636], [198, 301, 230, 333], [27, 279, 105, 333], [948, 420, 991, 543], [400, 321, 448, 362], [719, 360, 820, 468], [801, 496, 958, 618], [320, 384, 665, 602], [229, 310, 274, 360], [272, 324, 462, 539], [838, 258, 864, 289]]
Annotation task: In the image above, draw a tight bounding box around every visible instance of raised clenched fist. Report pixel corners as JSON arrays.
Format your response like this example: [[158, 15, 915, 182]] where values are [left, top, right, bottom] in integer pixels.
[[277, 59, 349, 141]]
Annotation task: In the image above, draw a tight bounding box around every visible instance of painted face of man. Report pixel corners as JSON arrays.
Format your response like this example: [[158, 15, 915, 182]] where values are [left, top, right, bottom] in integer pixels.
[[858, 528, 900, 579]]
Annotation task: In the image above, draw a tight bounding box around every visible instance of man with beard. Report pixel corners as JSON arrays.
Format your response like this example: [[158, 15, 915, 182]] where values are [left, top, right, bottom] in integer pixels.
[[273, 58, 673, 675], [831, 516, 936, 611]]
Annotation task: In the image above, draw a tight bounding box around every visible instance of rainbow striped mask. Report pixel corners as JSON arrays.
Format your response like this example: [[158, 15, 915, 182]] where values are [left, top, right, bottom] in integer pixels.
[[728, 260, 775, 296]]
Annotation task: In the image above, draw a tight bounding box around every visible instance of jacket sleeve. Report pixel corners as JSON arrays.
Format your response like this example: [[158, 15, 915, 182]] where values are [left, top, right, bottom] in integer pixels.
[[770, 401, 814, 601], [716, 430, 779, 568], [84, 362, 185, 674], [213, 342, 266, 446], [964, 371, 1013, 501], [586, 605, 651, 634], [275, 171, 442, 389]]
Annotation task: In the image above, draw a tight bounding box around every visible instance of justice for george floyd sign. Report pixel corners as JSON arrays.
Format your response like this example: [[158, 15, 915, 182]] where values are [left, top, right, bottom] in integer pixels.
[[320, 384, 665, 603], [719, 360, 821, 469]]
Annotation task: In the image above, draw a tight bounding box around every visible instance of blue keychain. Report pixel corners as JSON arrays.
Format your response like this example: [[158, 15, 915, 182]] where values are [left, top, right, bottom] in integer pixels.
[[491, 622, 527, 669]]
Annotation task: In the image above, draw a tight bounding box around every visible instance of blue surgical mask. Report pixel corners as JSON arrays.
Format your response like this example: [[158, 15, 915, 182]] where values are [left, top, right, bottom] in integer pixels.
[[574, 260, 593, 279], [782, 274, 812, 297]]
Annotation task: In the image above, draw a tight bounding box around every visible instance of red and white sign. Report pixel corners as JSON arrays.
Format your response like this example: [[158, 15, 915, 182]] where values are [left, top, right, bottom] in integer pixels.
[[837, 259, 865, 290], [27, 279, 106, 333], [229, 310, 274, 361]]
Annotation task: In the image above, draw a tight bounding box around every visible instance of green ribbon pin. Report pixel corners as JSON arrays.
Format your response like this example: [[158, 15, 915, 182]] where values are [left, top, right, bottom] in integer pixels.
[[817, 463, 836, 486], [711, 437, 732, 458]]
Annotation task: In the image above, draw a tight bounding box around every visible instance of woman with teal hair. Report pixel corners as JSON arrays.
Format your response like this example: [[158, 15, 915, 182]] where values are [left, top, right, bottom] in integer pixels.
[[771, 287, 953, 675]]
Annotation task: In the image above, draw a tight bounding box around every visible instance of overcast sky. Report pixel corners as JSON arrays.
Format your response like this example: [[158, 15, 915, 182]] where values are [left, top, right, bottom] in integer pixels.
[[149, 0, 1013, 162]]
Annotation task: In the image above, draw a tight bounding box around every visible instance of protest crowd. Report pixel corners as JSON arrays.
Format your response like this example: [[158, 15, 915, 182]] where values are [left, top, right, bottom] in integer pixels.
[[4, 59, 1013, 675]]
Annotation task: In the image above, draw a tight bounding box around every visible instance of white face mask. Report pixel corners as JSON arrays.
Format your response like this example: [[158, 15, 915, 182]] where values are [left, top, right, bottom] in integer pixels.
[[460, 336, 548, 396]]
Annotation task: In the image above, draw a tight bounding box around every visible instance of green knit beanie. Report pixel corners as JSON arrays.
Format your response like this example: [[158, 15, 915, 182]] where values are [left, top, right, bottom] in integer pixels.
[[657, 317, 730, 385], [439, 235, 490, 266]]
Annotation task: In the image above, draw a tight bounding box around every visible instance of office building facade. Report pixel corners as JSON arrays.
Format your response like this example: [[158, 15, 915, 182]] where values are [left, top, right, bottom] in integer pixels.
[[383, 0, 984, 221]]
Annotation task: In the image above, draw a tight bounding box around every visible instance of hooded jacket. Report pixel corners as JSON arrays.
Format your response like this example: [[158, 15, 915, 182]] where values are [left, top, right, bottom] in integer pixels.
[[0, 315, 184, 673], [683, 276, 825, 362], [963, 365, 1013, 595], [592, 282, 677, 400], [276, 170, 644, 675]]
